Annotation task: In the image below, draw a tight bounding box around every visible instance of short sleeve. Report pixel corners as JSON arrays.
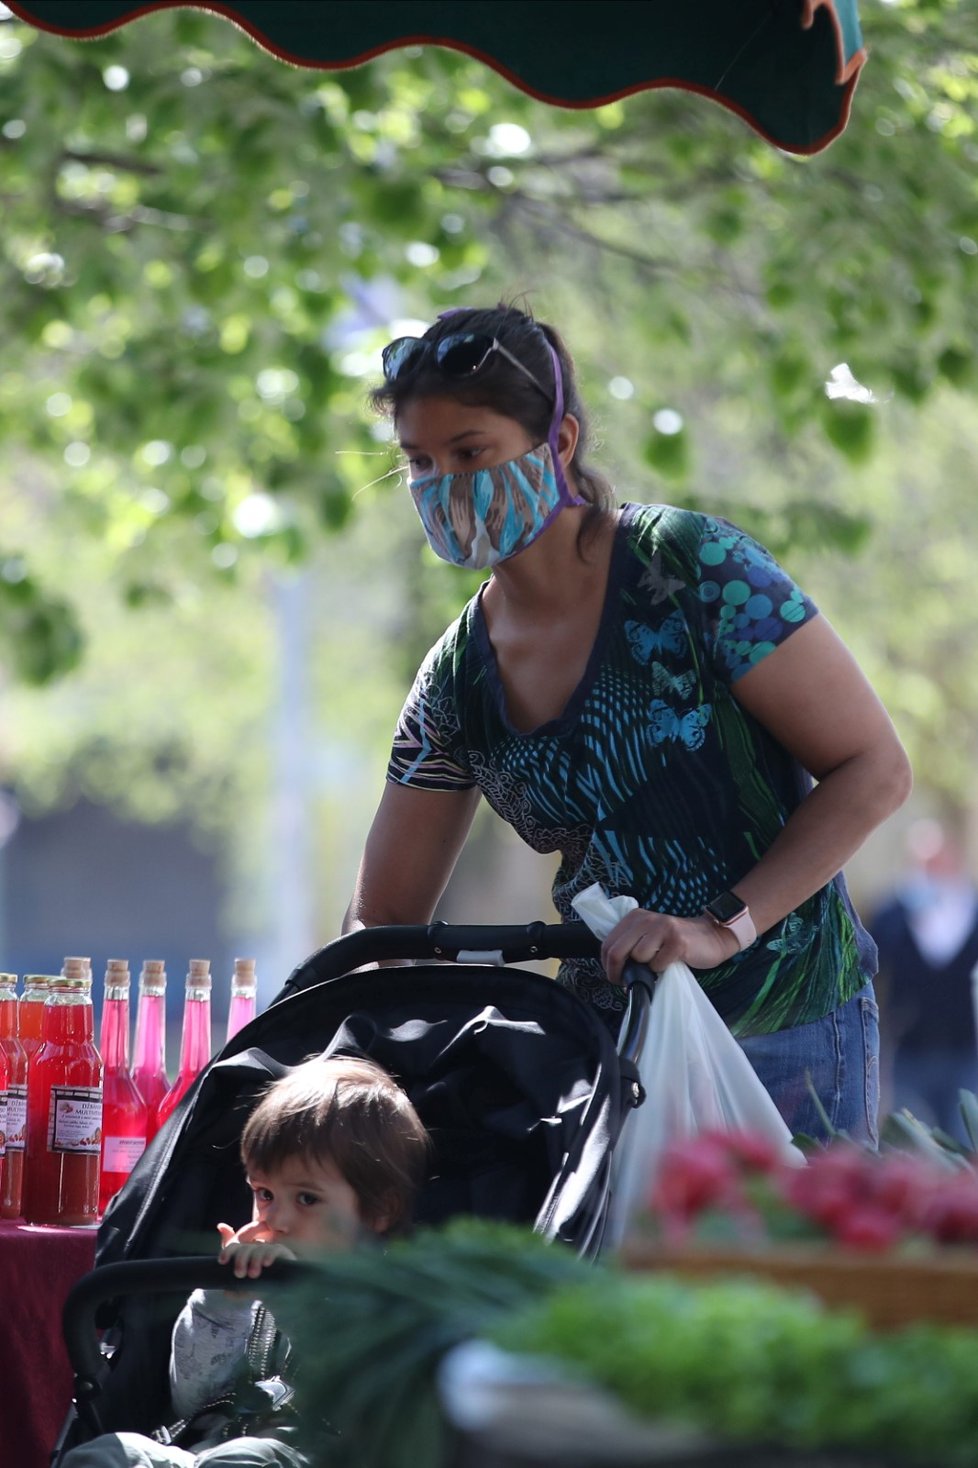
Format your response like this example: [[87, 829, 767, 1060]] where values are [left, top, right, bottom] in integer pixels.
[[386, 643, 476, 791], [694, 516, 818, 682]]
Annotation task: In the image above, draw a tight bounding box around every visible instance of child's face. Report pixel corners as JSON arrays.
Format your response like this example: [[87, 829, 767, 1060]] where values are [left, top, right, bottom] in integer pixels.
[[245, 1153, 371, 1254]]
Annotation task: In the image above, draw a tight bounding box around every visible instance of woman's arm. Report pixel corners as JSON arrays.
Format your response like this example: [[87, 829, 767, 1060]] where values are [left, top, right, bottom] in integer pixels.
[[344, 781, 483, 933], [601, 615, 912, 982]]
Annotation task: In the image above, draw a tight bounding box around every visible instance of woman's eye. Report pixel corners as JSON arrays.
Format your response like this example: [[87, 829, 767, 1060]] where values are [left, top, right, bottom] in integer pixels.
[[406, 455, 431, 473]]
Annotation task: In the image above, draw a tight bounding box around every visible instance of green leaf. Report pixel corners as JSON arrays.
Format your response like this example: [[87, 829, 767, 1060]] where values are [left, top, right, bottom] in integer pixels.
[[820, 402, 876, 463]]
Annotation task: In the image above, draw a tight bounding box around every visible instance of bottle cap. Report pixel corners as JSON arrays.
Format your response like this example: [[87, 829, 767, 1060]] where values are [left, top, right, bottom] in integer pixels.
[[233, 957, 257, 988], [23, 974, 57, 993], [62, 957, 92, 981], [104, 958, 131, 987], [0, 972, 18, 985], [52, 973, 92, 994], [140, 959, 166, 979], [187, 958, 211, 989]]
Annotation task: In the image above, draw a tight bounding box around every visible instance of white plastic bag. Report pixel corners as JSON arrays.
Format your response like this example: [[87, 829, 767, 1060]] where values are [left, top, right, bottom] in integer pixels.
[[572, 882, 804, 1243]]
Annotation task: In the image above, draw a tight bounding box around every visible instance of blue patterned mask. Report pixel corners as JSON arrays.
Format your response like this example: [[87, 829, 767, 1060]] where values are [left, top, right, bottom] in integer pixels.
[[408, 340, 585, 569], [409, 440, 583, 569]]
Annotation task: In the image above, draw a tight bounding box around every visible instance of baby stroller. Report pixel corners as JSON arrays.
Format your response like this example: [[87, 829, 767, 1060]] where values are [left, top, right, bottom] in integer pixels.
[[55, 920, 653, 1462]]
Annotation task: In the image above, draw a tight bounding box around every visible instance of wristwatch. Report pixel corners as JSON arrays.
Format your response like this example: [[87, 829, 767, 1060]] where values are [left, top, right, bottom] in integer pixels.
[[703, 890, 757, 952]]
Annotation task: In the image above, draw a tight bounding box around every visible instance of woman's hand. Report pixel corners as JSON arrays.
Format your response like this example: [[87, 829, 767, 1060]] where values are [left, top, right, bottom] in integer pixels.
[[600, 910, 739, 986], [216, 1220, 297, 1279]]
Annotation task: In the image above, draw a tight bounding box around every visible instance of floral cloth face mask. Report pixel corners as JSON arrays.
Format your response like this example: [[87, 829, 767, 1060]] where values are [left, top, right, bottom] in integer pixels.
[[409, 439, 583, 569], [407, 341, 586, 570]]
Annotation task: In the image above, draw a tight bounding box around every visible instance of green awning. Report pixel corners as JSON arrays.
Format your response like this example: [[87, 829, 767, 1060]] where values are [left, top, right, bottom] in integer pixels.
[[7, 1, 865, 155]]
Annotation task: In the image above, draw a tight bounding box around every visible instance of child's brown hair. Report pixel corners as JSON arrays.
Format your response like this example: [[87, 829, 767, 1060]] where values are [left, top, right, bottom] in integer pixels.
[[241, 1055, 430, 1235]]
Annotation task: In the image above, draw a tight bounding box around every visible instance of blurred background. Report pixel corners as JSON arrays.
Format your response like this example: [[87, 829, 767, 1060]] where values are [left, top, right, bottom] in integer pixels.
[[0, 1, 976, 1077]]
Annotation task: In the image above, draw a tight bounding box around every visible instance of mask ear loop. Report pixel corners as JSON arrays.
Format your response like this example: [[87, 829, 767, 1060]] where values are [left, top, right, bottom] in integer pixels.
[[545, 343, 586, 508]]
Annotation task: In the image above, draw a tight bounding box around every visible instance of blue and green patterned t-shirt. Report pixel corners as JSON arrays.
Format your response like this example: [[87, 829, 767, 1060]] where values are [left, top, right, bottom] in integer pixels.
[[387, 503, 877, 1036]]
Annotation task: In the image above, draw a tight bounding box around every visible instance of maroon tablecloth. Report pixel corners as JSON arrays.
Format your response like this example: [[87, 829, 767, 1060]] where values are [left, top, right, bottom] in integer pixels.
[[1, 1217, 98, 1468]]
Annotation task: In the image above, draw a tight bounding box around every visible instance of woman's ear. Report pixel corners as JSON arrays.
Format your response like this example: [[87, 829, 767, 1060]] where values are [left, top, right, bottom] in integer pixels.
[[557, 413, 580, 467]]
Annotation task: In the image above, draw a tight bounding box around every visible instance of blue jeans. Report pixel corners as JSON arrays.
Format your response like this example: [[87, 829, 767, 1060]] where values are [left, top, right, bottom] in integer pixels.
[[738, 983, 880, 1147]]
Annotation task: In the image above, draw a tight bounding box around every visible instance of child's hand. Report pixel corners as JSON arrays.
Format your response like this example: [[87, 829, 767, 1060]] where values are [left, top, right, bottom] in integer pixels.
[[216, 1220, 298, 1279]]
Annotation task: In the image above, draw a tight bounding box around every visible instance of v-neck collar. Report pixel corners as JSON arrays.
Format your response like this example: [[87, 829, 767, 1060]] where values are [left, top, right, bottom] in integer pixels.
[[471, 508, 634, 738]]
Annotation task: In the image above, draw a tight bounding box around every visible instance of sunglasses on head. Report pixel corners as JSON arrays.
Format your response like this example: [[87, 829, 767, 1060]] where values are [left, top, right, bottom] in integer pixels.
[[381, 331, 553, 403]]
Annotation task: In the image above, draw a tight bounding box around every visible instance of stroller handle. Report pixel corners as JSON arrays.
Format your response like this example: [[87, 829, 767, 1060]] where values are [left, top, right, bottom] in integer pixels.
[[280, 919, 601, 994], [63, 1255, 311, 1393]]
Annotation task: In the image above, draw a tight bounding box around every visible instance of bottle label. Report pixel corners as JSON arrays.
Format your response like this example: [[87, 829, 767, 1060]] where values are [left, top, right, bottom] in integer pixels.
[[0, 1091, 6, 1157], [102, 1135, 147, 1173], [48, 1086, 103, 1154], [5, 1085, 26, 1152]]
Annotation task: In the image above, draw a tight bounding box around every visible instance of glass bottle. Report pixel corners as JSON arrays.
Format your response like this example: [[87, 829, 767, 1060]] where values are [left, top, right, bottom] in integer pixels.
[[0, 976, 9, 1206], [155, 960, 212, 1131], [23, 961, 103, 1225], [19, 974, 56, 1061], [98, 959, 148, 1213], [0, 974, 27, 1218], [132, 960, 170, 1142], [225, 957, 258, 1043]]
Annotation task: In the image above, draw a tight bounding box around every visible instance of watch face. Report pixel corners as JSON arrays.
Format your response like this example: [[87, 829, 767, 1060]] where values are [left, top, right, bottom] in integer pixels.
[[707, 891, 747, 924]]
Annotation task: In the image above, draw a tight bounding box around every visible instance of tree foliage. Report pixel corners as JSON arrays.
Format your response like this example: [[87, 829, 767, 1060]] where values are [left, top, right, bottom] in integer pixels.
[[1, 1, 976, 677], [1, 0, 977, 856]]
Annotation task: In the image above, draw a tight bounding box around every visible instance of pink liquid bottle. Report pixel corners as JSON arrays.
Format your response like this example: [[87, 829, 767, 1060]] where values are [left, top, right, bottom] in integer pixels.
[[225, 958, 258, 1043], [0, 976, 10, 1208], [98, 959, 148, 1213], [155, 960, 212, 1132], [132, 960, 170, 1143], [0, 974, 27, 1218]]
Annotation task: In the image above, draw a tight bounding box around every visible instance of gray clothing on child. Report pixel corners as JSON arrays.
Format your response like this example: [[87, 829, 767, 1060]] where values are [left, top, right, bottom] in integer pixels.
[[61, 1290, 304, 1468]]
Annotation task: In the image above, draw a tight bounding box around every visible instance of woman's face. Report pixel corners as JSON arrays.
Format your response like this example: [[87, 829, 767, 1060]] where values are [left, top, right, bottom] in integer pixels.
[[397, 394, 536, 480]]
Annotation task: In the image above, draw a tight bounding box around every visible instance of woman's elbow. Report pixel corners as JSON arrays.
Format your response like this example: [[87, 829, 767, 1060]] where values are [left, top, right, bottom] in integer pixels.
[[873, 734, 914, 819]]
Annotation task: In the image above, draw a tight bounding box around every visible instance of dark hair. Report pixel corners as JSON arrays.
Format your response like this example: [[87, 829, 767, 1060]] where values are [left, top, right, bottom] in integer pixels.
[[371, 303, 618, 540], [241, 1055, 431, 1235]]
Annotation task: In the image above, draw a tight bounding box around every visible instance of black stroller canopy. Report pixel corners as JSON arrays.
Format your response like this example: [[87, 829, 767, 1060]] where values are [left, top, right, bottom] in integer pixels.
[[10, 0, 866, 156]]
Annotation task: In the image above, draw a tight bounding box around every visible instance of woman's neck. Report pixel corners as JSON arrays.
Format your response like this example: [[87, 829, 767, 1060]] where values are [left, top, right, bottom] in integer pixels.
[[484, 506, 618, 616]]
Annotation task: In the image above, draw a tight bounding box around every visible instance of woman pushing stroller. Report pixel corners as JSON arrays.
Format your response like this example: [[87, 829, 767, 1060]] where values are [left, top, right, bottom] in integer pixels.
[[345, 302, 912, 1146], [62, 1056, 430, 1468]]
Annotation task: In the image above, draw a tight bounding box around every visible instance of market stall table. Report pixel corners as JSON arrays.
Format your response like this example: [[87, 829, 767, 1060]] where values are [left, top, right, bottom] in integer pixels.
[[1, 1217, 98, 1468]]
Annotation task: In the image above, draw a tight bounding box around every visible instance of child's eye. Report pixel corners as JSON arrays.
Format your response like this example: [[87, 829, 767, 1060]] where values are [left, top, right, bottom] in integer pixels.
[[254, 1187, 273, 1204], [296, 1191, 320, 1207]]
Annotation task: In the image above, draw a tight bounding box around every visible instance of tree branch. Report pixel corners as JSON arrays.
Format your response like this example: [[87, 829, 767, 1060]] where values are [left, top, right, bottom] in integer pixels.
[[61, 147, 164, 178]]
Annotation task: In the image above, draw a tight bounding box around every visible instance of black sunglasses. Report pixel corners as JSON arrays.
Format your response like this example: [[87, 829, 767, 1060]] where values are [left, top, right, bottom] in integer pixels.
[[381, 331, 553, 403]]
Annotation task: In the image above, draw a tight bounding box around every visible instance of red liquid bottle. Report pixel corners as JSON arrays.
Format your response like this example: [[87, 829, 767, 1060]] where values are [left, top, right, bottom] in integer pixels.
[[98, 959, 148, 1213], [23, 961, 103, 1226], [18, 974, 55, 1062], [155, 960, 212, 1131], [225, 957, 258, 1043], [132, 960, 170, 1142], [0, 974, 27, 1219]]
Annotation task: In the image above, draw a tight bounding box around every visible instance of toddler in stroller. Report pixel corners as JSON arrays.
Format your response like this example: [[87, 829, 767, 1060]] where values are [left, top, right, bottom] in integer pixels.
[[60, 1053, 430, 1468], [56, 921, 650, 1466]]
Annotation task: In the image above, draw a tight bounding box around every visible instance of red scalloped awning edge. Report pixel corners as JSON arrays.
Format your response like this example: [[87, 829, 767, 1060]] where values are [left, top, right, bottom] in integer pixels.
[[6, 0, 867, 156], [804, 0, 867, 86]]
